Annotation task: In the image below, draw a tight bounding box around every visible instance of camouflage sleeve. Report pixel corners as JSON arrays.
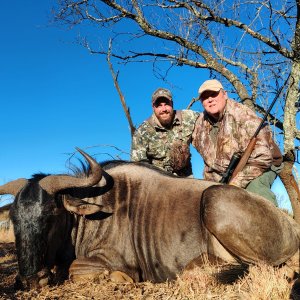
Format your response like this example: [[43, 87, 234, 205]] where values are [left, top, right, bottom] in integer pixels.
[[182, 109, 200, 125], [230, 112, 274, 188], [130, 126, 150, 162], [191, 113, 204, 148]]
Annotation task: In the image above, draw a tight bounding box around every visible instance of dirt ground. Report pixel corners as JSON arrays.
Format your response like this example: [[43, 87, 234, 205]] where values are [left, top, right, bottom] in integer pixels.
[[0, 243, 19, 299]]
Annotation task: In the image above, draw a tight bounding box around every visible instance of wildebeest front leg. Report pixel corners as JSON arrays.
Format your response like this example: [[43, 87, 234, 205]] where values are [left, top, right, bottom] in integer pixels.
[[69, 257, 134, 283], [201, 185, 299, 266]]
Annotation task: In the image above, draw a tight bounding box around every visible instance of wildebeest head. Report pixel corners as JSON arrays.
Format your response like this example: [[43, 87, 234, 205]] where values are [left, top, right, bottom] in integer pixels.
[[0, 148, 103, 289]]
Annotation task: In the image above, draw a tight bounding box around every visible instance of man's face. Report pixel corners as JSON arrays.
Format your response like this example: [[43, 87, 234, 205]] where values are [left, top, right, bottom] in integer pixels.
[[153, 98, 174, 127], [200, 89, 227, 120]]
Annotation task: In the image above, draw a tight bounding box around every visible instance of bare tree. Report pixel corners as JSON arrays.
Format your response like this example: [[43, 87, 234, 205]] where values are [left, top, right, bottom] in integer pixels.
[[54, 0, 300, 220]]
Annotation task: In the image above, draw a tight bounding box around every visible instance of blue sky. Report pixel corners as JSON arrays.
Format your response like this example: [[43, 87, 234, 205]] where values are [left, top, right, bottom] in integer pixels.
[[0, 1, 291, 210]]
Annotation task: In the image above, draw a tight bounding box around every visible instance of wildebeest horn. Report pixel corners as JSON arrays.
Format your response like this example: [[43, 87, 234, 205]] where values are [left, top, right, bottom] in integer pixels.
[[0, 178, 28, 196], [39, 147, 103, 195]]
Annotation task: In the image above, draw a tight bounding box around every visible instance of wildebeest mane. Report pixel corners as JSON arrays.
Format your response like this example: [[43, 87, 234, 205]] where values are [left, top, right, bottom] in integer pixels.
[[29, 173, 50, 182], [73, 159, 179, 178], [63, 160, 177, 200]]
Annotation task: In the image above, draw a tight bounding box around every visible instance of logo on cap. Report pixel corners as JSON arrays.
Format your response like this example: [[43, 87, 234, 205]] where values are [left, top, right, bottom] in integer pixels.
[[152, 88, 172, 104]]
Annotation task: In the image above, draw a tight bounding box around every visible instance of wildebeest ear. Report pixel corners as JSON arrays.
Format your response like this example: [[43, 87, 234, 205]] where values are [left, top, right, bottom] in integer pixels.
[[62, 196, 113, 215]]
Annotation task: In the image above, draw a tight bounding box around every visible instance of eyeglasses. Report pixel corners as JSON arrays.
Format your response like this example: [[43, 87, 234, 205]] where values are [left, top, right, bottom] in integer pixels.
[[200, 90, 223, 101]]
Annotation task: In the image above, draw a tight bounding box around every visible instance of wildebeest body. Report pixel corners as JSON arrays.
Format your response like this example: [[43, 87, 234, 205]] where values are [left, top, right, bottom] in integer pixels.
[[1, 149, 299, 288], [202, 185, 299, 265], [71, 164, 299, 282], [68, 165, 213, 282]]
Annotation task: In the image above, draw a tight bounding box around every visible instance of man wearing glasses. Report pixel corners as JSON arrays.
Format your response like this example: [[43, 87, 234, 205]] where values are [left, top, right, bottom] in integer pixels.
[[192, 79, 282, 204]]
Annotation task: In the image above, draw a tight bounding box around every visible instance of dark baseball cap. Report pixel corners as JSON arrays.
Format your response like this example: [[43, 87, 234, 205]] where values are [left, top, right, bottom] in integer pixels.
[[152, 88, 173, 105]]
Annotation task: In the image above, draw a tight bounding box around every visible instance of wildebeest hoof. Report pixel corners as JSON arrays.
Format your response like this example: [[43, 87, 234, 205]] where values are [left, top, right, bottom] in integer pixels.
[[70, 272, 99, 282], [110, 271, 134, 283], [69, 258, 110, 282], [38, 277, 49, 287]]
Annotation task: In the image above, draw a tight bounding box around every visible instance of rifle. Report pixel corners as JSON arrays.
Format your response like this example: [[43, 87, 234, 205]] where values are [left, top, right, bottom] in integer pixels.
[[220, 83, 286, 184]]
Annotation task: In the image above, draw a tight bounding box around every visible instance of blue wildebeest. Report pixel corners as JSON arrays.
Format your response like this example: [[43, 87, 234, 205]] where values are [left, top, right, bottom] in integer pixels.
[[0, 148, 299, 290]]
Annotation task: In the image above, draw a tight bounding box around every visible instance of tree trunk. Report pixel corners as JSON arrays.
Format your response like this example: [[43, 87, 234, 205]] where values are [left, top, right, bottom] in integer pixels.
[[279, 151, 300, 223]]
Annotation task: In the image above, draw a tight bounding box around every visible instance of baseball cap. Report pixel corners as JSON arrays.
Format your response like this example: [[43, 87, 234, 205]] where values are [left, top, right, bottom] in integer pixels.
[[152, 88, 172, 105], [198, 79, 224, 98]]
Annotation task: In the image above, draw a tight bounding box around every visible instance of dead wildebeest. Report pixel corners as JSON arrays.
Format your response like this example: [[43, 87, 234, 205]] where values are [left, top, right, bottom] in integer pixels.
[[0, 148, 299, 295]]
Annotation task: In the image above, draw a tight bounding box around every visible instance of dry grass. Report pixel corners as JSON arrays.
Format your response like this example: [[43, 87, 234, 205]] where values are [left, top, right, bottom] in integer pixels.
[[0, 205, 15, 243], [0, 221, 15, 243], [0, 242, 294, 300]]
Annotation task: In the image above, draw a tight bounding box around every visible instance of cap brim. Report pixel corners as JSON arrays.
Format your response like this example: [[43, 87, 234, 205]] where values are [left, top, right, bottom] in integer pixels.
[[152, 97, 172, 104], [199, 87, 222, 97]]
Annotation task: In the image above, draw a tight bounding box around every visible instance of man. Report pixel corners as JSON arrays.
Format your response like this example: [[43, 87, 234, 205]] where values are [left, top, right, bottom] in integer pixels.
[[131, 88, 199, 177], [192, 79, 283, 204]]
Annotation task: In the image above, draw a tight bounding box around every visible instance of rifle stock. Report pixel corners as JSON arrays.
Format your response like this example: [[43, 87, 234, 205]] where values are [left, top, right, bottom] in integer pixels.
[[228, 137, 257, 183]]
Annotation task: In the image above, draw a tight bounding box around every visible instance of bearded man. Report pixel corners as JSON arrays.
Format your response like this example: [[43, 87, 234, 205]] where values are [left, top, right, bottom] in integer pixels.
[[131, 88, 199, 177]]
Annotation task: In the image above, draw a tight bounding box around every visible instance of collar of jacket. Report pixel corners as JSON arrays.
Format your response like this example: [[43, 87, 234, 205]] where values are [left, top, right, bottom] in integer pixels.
[[148, 110, 182, 130]]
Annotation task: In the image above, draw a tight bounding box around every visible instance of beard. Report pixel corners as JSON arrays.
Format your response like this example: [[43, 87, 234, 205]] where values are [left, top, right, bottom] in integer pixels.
[[156, 111, 174, 128]]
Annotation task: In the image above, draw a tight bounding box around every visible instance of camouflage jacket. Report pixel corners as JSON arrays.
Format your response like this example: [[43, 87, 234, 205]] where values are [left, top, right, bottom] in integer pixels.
[[192, 99, 282, 188], [131, 110, 199, 177]]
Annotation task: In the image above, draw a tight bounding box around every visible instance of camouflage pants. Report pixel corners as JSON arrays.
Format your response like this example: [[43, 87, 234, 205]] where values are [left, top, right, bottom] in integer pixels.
[[246, 167, 279, 206]]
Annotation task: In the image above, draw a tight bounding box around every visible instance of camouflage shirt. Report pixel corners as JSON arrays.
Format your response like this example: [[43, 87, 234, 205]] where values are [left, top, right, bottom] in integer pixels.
[[131, 109, 199, 177], [192, 99, 282, 188]]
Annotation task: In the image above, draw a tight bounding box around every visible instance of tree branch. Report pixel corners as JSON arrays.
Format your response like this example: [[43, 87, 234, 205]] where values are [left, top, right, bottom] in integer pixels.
[[107, 40, 136, 137]]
